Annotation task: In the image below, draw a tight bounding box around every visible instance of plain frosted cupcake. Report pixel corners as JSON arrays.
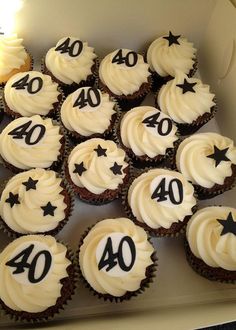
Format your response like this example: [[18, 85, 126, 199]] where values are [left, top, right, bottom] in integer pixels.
[[0, 115, 65, 173], [176, 132, 236, 199], [118, 106, 179, 167], [124, 168, 197, 236], [0, 34, 32, 86], [99, 48, 151, 110], [3, 71, 63, 118], [156, 72, 216, 135], [43, 36, 97, 94], [78, 217, 156, 301], [186, 206, 236, 282], [0, 168, 73, 237], [65, 138, 129, 204], [146, 31, 197, 90], [0, 235, 76, 321], [60, 86, 117, 141]]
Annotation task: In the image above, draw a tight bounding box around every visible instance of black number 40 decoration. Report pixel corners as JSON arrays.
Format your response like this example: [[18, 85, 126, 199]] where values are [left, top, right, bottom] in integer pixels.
[[73, 87, 101, 109], [8, 120, 46, 145], [98, 236, 136, 273], [151, 177, 184, 205], [6, 244, 52, 284], [112, 49, 138, 67], [142, 112, 173, 136], [55, 37, 83, 57], [12, 74, 43, 95]]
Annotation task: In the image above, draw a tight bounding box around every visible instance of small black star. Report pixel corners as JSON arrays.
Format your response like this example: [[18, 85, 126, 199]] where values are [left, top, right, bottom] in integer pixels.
[[22, 177, 38, 191], [207, 146, 230, 167], [163, 31, 181, 46], [5, 192, 20, 208], [176, 79, 197, 94], [217, 212, 236, 236], [41, 202, 57, 216], [73, 162, 87, 176], [110, 162, 123, 175], [94, 145, 107, 157]]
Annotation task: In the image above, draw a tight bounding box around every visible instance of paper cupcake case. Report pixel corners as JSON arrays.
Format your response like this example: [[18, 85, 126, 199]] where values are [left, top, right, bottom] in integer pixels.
[[121, 166, 198, 237], [0, 241, 78, 323], [76, 222, 158, 303]]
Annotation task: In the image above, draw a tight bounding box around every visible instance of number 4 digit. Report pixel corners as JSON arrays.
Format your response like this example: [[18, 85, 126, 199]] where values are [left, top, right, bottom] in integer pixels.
[[98, 237, 118, 272], [6, 244, 34, 274]]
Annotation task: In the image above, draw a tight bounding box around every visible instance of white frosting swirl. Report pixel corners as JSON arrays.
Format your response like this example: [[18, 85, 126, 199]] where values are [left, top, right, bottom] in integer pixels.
[[157, 72, 215, 124], [45, 36, 97, 85], [61, 87, 116, 136], [0, 169, 67, 234], [176, 133, 236, 188], [0, 235, 71, 312], [68, 138, 128, 194], [79, 218, 154, 297], [120, 106, 178, 157], [0, 34, 28, 76], [0, 115, 63, 170], [187, 207, 236, 270], [128, 168, 196, 229], [147, 33, 196, 77], [99, 49, 150, 96], [4, 71, 60, 117]]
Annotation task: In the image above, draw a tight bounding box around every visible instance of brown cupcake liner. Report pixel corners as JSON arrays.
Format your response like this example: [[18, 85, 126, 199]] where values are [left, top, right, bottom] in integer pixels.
[[0, 95, 4, 124], [184, 239, 236, 283], [121, 166, 198, 237], [0, 240, 77, 323], [76, 220, 158, 302]]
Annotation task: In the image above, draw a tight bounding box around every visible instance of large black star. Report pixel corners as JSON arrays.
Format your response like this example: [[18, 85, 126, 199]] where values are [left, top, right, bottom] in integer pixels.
[[22, 177, 38, 191], [5, 192, 20, 208], [41, 202, 57, 216], [110, 162, 123, 175], [73, 162, 86, 176], [176, 79, 197, 94], [163, 31, 181, 46], [94, 145, 107, 157], [207, 146, 230, 167], [217, 212, 236, 236]]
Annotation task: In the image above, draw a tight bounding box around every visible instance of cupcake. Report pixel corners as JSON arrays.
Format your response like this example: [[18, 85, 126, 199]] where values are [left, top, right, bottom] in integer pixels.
[[0, 168, 73, 237], [78, 217, 156, 301], [0, 235, 76, 321], [176, 132, 236, 199], [186, 206, 236, 282], [146, 31, 197, 90], [156, 72, 216, 135], [0, 34, 32, 86], [118, 106, 179, 167], [60, 86, 117, 141], [0, 115, 65, 173], [43, 36, 98, 95], [3, 71, 63, 118], [98, 48, 151, 111], [65, 138, 129, 204], [124, 168, 197, 236]]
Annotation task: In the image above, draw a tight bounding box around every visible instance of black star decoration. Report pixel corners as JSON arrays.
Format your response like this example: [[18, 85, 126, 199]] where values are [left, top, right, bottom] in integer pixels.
[[207, 146, 230, 167], [110, 162, 123, 175], [176, 79, 197, 94], [73, 162, 86, 176], [5, 192, 20, 208], [217, 212, 236, 236], [41, 202, 57, 216], [163, 31, 181, 46], [94, 145, 107, 157], [22, 177, 38, 191]]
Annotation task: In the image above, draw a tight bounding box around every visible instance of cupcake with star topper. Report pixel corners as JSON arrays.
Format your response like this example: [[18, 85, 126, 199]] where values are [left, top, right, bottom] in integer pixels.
[[0, 168, 73, 237], [176, 132, 236, 199], [64, 138, 130, 204], [146, 31, 197, 90], [186, 206, 236, 282], [156, 71, 217, 135]]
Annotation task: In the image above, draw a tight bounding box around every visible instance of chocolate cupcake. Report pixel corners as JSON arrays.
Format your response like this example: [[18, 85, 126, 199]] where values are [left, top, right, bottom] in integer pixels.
[[176, 132, 236, 199], [0, 168, 73, 237], [65, 138, 129, 204], [0, 235, 76, 322], [78, 217, 156, 301], [186, 206, 236, 282], [98, 48, 151, 111]]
